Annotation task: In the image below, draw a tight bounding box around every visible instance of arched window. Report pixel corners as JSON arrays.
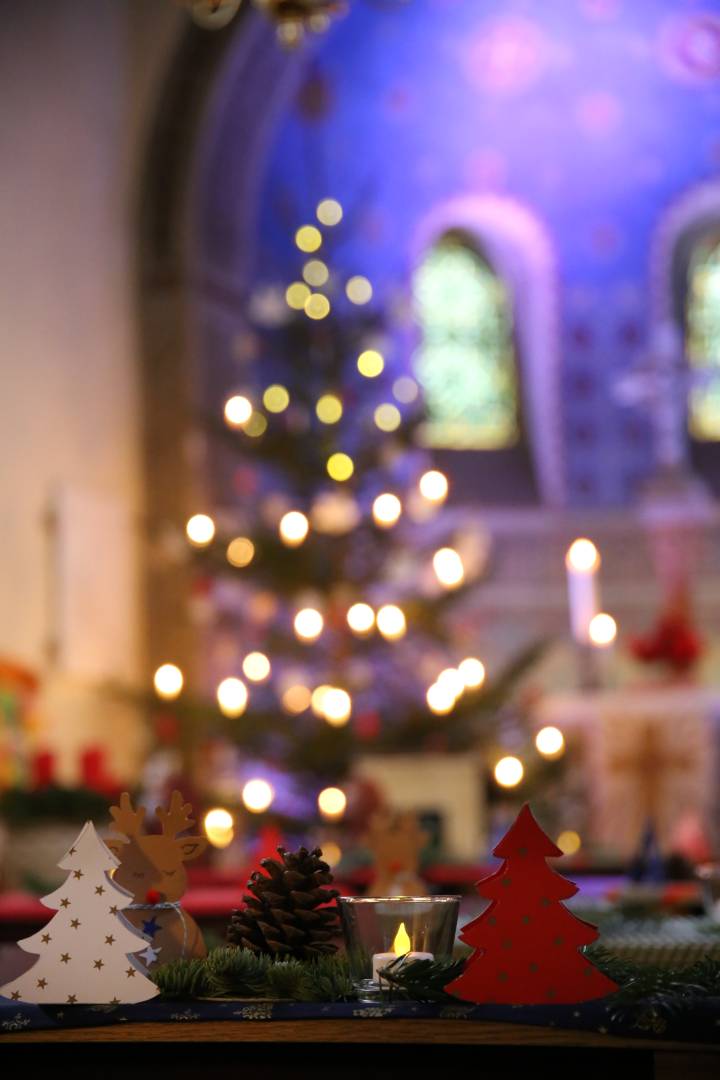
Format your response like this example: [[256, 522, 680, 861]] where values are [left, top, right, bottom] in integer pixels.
[[686, 232, 720, 441], [412, 232, 519, 451]]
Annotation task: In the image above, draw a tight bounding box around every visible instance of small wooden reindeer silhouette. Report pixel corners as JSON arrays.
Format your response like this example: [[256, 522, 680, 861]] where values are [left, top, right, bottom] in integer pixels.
[[106, 791, 207, 968]]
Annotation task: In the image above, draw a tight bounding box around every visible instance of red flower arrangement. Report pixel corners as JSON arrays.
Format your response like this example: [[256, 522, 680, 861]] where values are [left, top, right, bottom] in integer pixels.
[[631, 609, 703, 673]]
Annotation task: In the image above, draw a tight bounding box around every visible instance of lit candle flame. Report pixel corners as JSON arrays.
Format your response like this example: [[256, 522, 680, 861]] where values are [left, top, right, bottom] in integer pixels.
[[392, 922, 411, 955]]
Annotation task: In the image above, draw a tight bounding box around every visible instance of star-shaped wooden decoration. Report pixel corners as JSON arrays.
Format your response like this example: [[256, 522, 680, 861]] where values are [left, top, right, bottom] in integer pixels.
[[95, 885, 105, 895], [60, 898, 70, 908], [60, 953, 71, 964], [11, 991, 21, 1000], [73, 870, 83, 880], [36, 978, 47, 989], [105, 934, 115, 945], [93, 959, 105, 970], [66, 994, 77, 1004], [70, 918, 81, 929], [126, 967, 136, 978], [41, 933, 51, 944], [109, 905, 119, 915]]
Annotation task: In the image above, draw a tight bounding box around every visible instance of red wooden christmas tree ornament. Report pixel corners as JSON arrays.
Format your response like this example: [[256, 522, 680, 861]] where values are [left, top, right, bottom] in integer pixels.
[[446, 804, 619, 1006]]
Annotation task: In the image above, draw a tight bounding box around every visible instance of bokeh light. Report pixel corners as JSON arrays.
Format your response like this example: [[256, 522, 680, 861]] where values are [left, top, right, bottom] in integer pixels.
[[494, 756, 524, 788], [322, 688, 352, 726], [376, 604, 406, 640], [565, 538, 600, 573], [535, 725, 565, 757], [346, 275, 373, 305], [244, 412, 268, 438], [224, 394, 253, 427], [286, 281, 311, 310], [294, 607, 324, 642], [302, 259, 329, 287], [459, 657, 485, 689], [357, 349, 384, 378], [216, 676, 248, 718], [374, 403, 401, 432], [372, 492, 402, 528], [426, 681, 455, 715], [327, 452, 354, 481], [227, 536, 255, 568], [589, 612, 617, 647], [242, 778, 274, 813], [437, 667, 465, 701], [393, 376, 419, 403], [316, 394, 343, 424], [282, 684, 312, 714], [242, 651, 271, 683], [153, 663, 183, 700], [321, 841, 342, 867], [203, 808, 234, 849], [263, 384, 290, 413], [347, 602, 375, 635], [433, 547, 465, 588], [317, 786, 347, 819], [557, 830, 581, 856], [186, 513, 215, 547], [279, 510, 310, 547], [316, 198, 343, 226], [305, 293, 331, 320], [310, 685, 331, 717], [419, 470, 449, 503], [295, 225, 322, 253]]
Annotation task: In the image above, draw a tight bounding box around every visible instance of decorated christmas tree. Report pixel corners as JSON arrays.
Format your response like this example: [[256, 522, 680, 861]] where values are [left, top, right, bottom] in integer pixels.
[[0, 821, 159, 1005], [446, 804, 619, 1005]]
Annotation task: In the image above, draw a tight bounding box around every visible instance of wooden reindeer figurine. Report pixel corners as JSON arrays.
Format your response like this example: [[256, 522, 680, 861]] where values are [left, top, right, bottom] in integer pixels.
[[106, 791, 207, 968], [365, 809, 428, 897]]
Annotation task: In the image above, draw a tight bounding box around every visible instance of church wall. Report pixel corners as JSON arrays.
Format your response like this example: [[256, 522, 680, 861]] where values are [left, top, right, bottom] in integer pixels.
[[0, 0, 181, 780]]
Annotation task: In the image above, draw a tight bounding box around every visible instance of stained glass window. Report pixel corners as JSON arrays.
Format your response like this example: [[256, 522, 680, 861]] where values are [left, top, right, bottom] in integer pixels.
[[412, 233, 519, 450], [686, 234, 720, 441]]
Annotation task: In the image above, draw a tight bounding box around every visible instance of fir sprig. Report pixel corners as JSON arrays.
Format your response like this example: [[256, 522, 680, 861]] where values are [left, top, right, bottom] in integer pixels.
[[154, 945, 720, 1015], [154, 948, 354, 1002]]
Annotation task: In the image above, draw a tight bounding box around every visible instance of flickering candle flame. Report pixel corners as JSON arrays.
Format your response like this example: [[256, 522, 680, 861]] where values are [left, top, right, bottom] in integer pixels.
[[392, 922, 411, 956]]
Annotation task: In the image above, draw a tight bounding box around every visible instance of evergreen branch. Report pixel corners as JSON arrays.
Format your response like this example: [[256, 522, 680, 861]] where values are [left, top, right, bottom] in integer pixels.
[[379, 955, 467, 1002], [154, 946, 720, 1015]]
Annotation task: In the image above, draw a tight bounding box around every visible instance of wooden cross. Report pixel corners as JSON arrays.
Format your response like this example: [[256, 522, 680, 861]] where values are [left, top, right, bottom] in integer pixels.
[[610, 722, 695, 822]]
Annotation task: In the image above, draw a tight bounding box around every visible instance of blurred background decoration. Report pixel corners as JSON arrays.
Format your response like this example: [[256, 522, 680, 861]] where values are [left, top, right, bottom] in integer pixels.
[[2, 0, 720, 963]]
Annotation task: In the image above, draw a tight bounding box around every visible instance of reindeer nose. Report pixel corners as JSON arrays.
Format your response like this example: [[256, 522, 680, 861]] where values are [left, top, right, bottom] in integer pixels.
[[145, 888, 162, 904]]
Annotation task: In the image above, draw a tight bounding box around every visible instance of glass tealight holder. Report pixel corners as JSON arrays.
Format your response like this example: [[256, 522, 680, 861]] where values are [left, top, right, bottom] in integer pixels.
[[338, 895, 460, 1002]]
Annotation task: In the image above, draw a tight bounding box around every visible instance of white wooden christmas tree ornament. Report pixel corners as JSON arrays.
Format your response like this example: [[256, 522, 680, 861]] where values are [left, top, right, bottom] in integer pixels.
[[0, 820, 159, 1005]]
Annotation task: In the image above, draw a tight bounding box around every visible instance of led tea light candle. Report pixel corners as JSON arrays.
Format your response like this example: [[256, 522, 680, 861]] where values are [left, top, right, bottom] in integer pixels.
[[338, 896, 460, 1003], [371, 921, 433, 984]]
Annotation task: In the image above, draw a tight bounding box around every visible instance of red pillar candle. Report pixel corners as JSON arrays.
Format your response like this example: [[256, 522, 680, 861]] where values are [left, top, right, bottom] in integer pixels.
[[31, 750, 55, 789], [80, 746, 106, 791]]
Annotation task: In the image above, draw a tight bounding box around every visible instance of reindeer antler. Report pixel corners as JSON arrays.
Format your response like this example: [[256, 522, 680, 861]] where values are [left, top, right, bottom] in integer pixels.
[[157, 790, 195, 838], [109, 792, 146, 838]]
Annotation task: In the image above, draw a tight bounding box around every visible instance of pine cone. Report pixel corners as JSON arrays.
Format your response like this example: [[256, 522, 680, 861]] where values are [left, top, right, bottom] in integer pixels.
[[227, 845, 340, 959]]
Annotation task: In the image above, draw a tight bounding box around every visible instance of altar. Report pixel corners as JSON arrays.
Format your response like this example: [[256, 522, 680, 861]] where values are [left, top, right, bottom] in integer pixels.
[[536, 685, 720, 859]]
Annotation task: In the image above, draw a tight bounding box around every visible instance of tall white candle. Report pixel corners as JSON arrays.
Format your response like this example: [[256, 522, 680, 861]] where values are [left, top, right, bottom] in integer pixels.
[[565, 538, 600, 644]]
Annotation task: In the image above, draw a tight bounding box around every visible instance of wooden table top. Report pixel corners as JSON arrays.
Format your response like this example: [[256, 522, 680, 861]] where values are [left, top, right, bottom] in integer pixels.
[[4, 1017, 719, 1051]]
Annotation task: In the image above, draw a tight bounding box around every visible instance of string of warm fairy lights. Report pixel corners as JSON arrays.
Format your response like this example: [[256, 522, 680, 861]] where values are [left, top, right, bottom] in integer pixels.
[[153, 195, 557, 851]]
